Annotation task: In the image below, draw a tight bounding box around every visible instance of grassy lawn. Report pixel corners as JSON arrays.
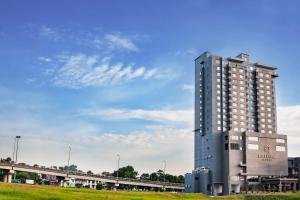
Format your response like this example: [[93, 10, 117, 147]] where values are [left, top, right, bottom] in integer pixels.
[[0, 183, 299, 200]]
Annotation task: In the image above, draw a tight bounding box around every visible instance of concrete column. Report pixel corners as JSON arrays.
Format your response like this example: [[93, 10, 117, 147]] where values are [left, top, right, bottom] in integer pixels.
[[7, 174, 12, 183], [278, 182, 282, 192], [3, 175, 8, 183], [3, 171, 13, 183], [293, 182, 296, 192]]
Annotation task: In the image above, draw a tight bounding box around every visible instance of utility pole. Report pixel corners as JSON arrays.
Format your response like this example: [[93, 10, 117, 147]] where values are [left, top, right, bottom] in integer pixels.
[[163, 160, 166, 191], [116, 154, 120, 188], [12, 137, 17, 164], [67, 146, 71, 177]]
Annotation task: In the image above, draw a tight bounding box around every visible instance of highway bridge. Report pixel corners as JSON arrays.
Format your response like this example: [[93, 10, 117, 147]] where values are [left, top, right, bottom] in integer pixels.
[[0, 162, 184, 191]]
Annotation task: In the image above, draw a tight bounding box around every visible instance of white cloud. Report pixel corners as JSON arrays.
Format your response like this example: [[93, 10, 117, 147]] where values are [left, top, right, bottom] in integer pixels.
[[105, 33, 138, 52], [38, 56, 52, 63], [277, 105, 300, 157], [174, 48, 197, 57], [79, 108, 193, 125], [39, 25, 60, 41], [182, 84, 194, 92], [47, 53, 161, 89]]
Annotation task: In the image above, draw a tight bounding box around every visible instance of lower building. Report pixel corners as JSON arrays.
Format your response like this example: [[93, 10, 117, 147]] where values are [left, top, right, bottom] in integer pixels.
[[288, 157, 300, 190], [185, 131, 288, 195]]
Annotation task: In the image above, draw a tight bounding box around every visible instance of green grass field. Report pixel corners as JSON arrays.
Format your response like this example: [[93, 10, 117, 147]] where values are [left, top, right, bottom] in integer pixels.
[[0, 183, 299, 200]]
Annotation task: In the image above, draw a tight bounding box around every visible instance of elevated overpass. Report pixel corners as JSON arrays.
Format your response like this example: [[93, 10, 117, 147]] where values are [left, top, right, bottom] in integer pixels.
[[0, 163, 184, 191]]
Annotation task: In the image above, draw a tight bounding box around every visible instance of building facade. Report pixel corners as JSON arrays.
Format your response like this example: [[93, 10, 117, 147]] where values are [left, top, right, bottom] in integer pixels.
[[288, 157, 300, 190], [185, 52, 288, 195]]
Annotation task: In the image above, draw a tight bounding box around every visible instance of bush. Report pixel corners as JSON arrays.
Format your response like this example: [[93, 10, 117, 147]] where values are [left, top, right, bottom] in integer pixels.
[[96, 183, 103, 190]]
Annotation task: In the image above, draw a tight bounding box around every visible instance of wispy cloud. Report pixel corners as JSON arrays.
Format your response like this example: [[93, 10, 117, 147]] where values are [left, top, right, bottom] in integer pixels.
[[39, 25, 60, 41], [79, 108, 193, 125], [45, 53, 165, 89], [105, 33, 138, 52], [182, 84, 194, 92], [173, 48, 197, 57], [38, 56, 52, 63]]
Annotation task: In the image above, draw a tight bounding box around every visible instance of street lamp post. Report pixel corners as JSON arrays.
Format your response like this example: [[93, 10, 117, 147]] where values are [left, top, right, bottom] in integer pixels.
[[13, 136, 21, 180], [116, 154, 120, 188], [163, 160, 166, 191], [67, 146, 71, 176], [12, 137, 17, 164]]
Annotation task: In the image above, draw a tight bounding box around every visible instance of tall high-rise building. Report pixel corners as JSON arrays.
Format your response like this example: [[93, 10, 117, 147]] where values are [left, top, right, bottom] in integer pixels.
[[185, 52, 288, 195]]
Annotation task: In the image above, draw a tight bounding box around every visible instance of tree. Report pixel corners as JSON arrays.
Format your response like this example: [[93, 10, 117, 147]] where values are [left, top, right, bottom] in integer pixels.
[[112, 165, 138, 179], [96, 182, 103, 190], [0, 157, 12, 163], [140, 173, 150, 180], [150, 173, 158, 181], [16, 171, 41, 183], [64, 164, 77, 172], [87, 170, 93, 175], [101, 171, 111, 176]]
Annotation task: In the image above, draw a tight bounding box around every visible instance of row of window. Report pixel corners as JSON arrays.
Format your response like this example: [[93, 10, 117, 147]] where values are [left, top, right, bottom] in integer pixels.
[[247, 144, 286, 151], [258, 72, 271, 78], [225, 143, 286, 152]]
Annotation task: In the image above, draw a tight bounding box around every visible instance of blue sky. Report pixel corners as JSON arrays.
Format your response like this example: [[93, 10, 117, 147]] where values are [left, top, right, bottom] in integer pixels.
[[0, 0, 300, 175]]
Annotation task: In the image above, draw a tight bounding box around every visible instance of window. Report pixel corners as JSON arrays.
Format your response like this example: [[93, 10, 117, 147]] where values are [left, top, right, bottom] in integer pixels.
[[276, 139, 285, 144], [276, 146, 286, 152], [230, 143, 240, 150], [268, 125, 272, 128], [230, 135, 239, 140], [248, 136, 258, 142], [248, 144, 259, 150], [225, 143, 229, 150]]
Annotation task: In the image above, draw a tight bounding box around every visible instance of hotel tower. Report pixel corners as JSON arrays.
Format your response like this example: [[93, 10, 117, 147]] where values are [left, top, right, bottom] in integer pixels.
[[185, 52, 288, 195]]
